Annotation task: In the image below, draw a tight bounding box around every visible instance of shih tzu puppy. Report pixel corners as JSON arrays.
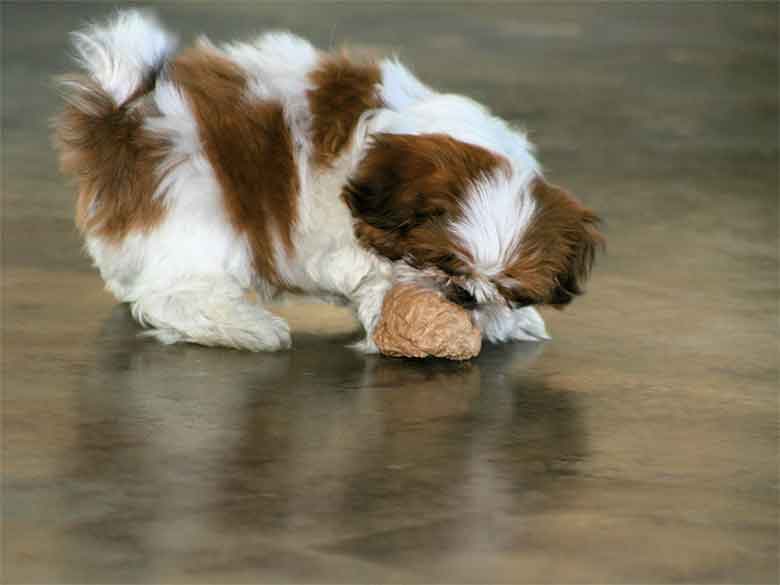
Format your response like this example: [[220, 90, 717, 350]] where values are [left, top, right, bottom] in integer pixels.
[[55, 10, 602, 352]]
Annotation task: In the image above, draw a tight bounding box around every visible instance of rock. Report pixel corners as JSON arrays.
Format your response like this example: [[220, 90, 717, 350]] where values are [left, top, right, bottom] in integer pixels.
[[373, 284, 482, 360]]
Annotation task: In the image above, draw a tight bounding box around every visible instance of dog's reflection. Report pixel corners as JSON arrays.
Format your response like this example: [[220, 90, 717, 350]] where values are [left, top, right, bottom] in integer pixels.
[[62, 305, 586, 575]]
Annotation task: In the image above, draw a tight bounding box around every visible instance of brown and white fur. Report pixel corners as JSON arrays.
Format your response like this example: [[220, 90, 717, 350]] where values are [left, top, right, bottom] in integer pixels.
[[54, 11, 603, 352]]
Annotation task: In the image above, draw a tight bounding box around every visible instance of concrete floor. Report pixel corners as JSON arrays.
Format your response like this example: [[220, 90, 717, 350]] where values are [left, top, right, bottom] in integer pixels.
[[3, 2, 778, 583]]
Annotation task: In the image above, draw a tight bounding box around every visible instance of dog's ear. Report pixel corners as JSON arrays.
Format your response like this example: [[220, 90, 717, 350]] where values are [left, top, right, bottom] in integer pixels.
[[343, 133, 507, 259], [548, 209, 603, 308], [548, 195, 605, 309], [343, 133, 452, 233], [507, 179, 604, 308]]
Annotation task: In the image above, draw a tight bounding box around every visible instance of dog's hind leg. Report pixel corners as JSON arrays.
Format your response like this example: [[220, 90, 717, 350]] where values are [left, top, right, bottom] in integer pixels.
[[130, 277, 291, 351]]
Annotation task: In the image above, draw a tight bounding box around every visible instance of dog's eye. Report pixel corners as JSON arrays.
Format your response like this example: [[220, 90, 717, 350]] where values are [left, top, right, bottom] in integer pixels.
[[447, 285, 477, 309], [511, 294, 537, 309]]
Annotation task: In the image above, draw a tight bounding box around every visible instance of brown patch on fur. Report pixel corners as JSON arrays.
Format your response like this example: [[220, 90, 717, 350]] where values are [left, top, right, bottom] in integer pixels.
[[168, 47, 299, 285], [343, 133, 509, 271], [307, 54, 382, 168], [55, 75, 172, 241], [502, 178, 604, 307]]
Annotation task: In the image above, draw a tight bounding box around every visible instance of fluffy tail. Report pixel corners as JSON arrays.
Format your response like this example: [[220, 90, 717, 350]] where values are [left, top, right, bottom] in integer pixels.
[[65, 10, 177, 106], [54, 10, 177, 236]]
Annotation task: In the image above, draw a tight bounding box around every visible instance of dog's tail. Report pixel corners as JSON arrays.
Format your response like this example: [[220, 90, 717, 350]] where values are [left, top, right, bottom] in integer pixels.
[[54, 10, 177, 236], [62, 10, 176, 106]]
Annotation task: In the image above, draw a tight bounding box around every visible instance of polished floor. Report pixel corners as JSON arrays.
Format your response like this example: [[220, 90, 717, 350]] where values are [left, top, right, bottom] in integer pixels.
[[3, 2, 778, 583]]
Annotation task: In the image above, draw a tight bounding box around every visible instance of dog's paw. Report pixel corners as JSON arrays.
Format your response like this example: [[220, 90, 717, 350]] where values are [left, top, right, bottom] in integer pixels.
[[508, 306, 551, 342], [475, 305, 551, 344], [348, 335, 380, 354], [137, 306, 292, 352]]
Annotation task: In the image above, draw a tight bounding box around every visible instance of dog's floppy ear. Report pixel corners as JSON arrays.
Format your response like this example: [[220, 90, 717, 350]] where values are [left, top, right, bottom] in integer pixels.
[[343, 133, 508, 259], [343, 133, 452, 234], [509, 179, 604, 308], [548, 209, 604, 308]]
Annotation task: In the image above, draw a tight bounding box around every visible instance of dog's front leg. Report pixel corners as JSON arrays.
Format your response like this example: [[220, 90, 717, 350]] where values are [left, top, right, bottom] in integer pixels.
[[303, 246, 393, 352]]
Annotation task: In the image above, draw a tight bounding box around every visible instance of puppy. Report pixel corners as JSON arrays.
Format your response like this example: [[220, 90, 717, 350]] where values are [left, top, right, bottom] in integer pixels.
[[54, 10, 602, 352]]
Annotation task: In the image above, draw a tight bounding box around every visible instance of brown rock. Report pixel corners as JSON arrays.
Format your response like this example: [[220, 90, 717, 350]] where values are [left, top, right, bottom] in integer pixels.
[[373, 284, 482, 360]]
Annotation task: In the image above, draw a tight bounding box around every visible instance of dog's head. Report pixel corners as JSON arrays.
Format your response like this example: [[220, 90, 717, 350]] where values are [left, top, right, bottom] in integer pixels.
[[343, 132, 603, 310]]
